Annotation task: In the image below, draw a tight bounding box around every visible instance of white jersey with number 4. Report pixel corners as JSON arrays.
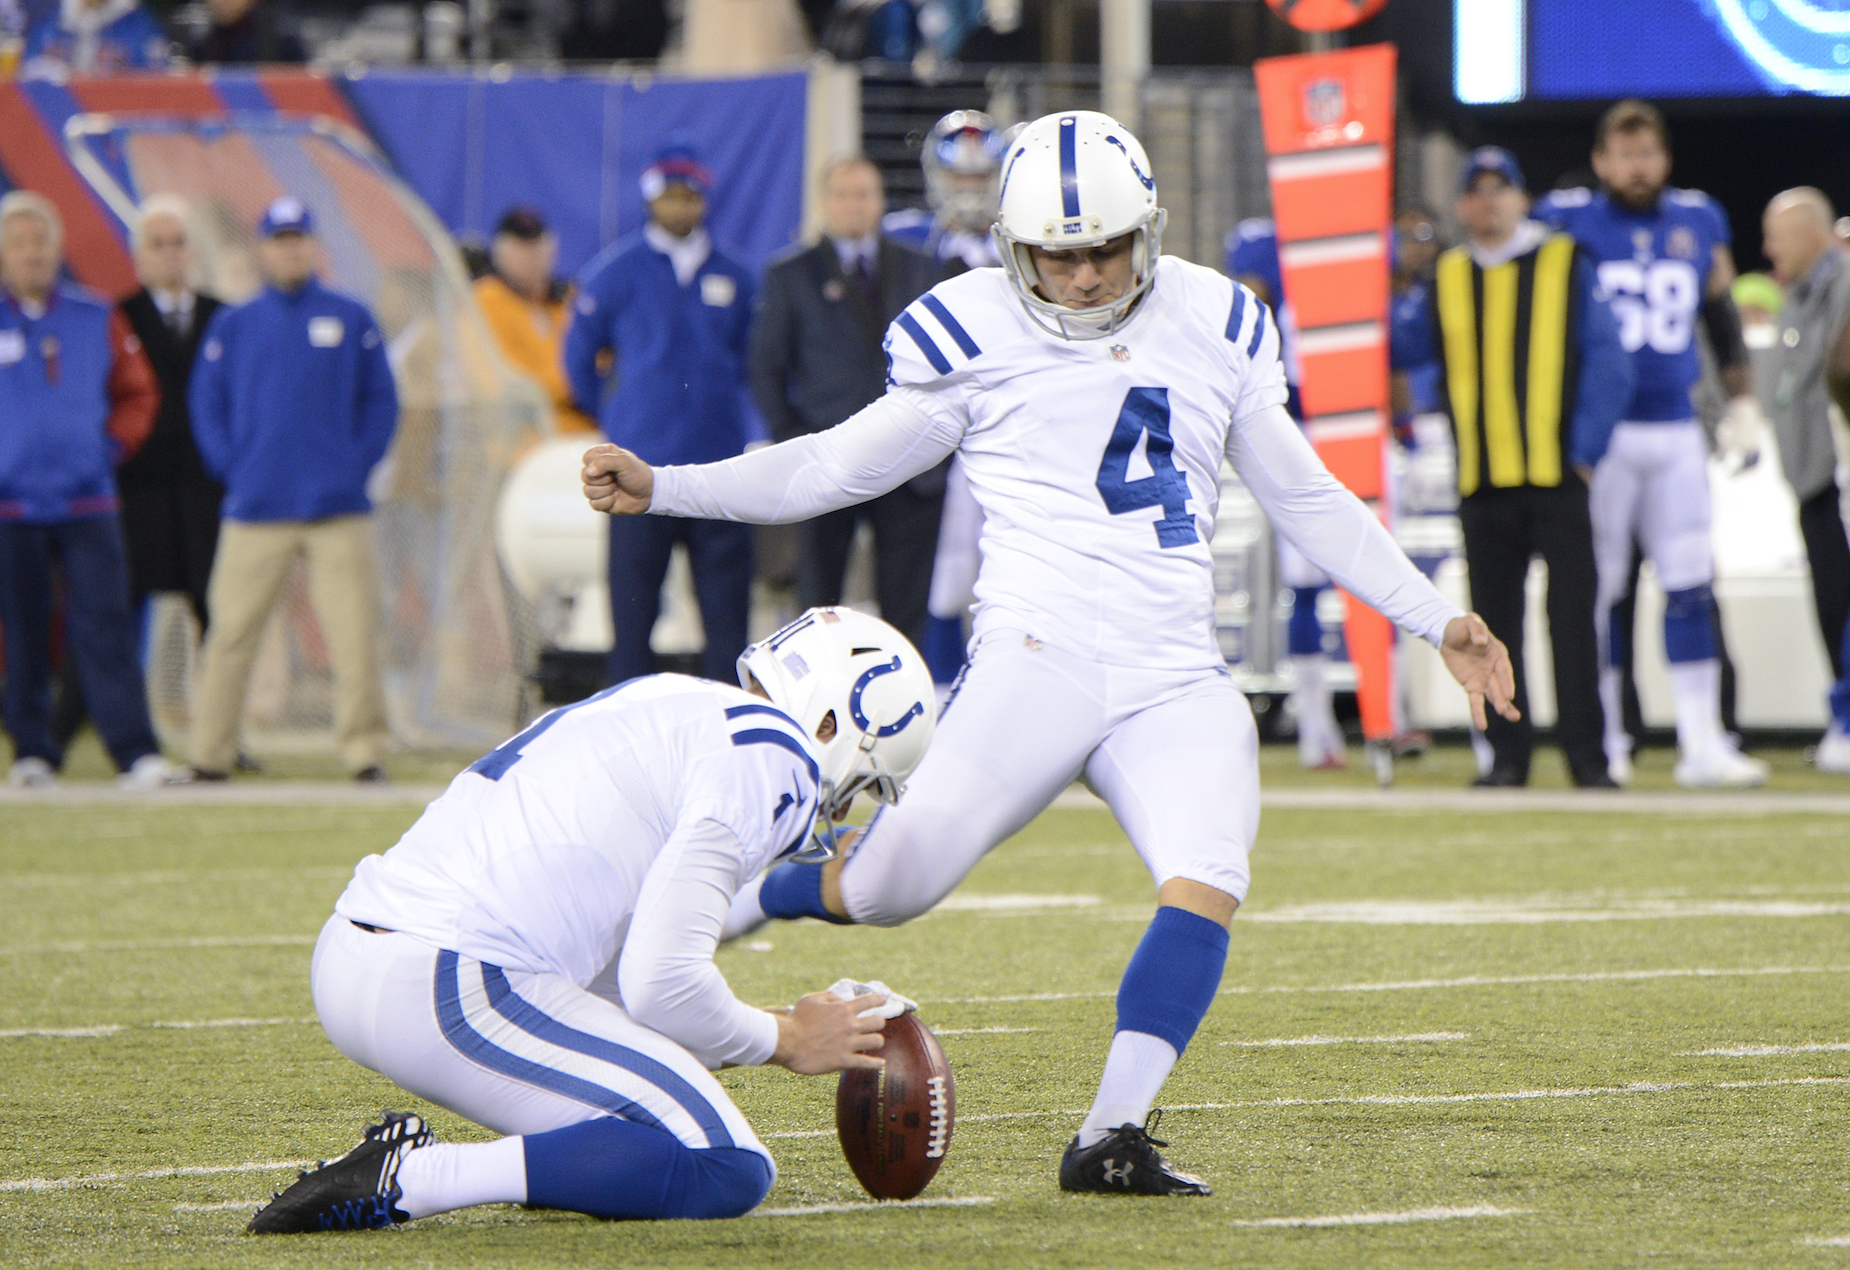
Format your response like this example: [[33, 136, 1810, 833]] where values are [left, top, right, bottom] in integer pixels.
[[887, 258, 1287, 667], [650, 258, 1461, 670], [333, 676, 820, 1066]]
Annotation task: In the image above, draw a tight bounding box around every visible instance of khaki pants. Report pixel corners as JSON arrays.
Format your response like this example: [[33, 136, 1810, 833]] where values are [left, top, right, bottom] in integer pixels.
[[190, 516, 388, 773]]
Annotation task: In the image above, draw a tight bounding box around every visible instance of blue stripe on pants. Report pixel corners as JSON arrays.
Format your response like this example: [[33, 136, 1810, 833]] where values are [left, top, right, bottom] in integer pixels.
[[434, 950, 734, 1147]]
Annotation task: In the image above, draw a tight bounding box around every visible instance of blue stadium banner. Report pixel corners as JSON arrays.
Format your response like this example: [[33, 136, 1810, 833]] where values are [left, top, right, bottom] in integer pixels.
[[345, 70, 808, 276]]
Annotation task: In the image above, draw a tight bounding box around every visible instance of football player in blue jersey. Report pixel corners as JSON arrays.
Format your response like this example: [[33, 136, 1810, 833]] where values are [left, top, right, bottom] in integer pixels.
[[1535, 99, 1769, 787]]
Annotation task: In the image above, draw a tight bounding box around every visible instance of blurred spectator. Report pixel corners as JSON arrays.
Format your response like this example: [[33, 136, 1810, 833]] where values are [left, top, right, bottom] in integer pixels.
[[116, 196, 226, 640], [1390, 203, 1443, 426], [0, 191, 175, 789], [1763, 187, 1850, 772], [23, 0, 168, 74], [1402, 148, 1632, 788], [189, 0, 304, 64], [750, 156, 940, 647], [187, 198, 399, 782], [565, 144, 755, 684], [475, 206, 594, 434]]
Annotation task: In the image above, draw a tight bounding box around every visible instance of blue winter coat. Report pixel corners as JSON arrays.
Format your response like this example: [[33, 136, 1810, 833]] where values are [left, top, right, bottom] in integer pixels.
[[189, 278, 399, 523]]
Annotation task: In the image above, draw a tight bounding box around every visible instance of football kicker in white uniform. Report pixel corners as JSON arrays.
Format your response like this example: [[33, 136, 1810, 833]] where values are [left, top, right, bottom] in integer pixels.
[[584, 111, 1519, 1196], [248, 609, 934, 1234]]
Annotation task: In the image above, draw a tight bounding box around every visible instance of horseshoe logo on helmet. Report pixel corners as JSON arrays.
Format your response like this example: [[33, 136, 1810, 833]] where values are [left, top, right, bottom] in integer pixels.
[[848, 657, 927, 737], [1103, 135, 1155, 191]]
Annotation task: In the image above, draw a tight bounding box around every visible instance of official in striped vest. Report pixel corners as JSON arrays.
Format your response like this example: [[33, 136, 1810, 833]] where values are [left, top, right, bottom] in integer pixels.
[[1407, 148, 1634, 788]]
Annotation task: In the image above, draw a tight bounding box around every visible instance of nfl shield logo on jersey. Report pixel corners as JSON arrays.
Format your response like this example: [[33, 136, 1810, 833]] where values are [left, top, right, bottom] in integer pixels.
[[1110, 344, 1131, 361], [1667, 226, 1697, 259]]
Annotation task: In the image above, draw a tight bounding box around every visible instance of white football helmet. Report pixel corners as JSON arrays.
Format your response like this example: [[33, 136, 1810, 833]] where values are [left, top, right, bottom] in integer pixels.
[[737, 607, 936, 860], [992, 110, 1166, 340], [923, 110, 1007, 231]]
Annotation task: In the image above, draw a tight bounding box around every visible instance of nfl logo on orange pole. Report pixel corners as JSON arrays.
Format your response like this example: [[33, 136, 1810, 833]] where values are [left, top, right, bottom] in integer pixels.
[[1254, 42, 1400, 757]]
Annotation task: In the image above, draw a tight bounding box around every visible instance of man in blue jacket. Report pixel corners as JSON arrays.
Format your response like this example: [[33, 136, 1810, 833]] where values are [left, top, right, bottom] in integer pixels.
[[187, 198, 399, 781], [564, 144, 756, 684], [0, 190, 175, 789]]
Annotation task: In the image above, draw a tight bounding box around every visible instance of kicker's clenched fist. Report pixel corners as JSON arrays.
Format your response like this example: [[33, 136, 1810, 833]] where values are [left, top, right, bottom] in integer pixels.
[[581, 443, 653, 515]]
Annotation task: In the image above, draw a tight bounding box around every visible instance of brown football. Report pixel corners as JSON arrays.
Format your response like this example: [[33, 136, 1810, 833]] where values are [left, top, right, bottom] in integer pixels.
[[835, 1011, 955, 1199]]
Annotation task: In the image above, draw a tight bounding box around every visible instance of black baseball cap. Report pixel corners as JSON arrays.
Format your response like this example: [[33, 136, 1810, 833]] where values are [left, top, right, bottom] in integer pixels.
[[494, 206, 549, 240]]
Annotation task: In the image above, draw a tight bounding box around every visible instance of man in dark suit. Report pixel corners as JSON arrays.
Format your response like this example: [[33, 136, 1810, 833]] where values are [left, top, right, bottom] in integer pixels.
[[116, 196, 225, 634], [750, 156, 943, 646], [50, 196, 229, 758]]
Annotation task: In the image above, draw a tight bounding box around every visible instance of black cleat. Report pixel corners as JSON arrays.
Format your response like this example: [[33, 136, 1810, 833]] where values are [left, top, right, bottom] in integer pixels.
[[248, 1111, 433, 1234], [1058, 1110, 1210, 1196]]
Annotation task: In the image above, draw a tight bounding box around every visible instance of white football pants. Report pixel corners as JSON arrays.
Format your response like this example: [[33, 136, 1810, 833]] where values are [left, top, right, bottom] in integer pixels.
[[310, 916, 773, 1168], [839, 628, 1261, 926], [1588, 420, 1716, 758]]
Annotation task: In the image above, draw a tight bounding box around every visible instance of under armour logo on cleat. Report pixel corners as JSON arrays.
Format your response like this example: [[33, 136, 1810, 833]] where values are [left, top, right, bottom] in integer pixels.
[[1100, 1159, 1134, 1187]]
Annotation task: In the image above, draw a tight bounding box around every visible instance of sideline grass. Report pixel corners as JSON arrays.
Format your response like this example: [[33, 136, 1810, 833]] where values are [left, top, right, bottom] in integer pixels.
[[3, 754, 1849, 1267]]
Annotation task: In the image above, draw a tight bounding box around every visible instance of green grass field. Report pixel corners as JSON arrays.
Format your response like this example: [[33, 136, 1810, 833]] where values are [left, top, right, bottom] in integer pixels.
[[4, 744, 1850, 1268]]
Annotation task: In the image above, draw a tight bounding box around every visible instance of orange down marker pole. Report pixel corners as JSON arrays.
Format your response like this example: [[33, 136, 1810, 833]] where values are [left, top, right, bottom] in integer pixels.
[[1254, 43, 1399, 745]]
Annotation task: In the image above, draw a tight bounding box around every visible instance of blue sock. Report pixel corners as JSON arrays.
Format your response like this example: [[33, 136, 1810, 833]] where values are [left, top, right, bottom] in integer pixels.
[[1288, 587, 1325, 656], [523, 1117, 772, 1220], [1114, 905, 1230, 1057], [758, 860, 855, 924], [921, 614, 966, 685], [1662, 585, 1719, 663]]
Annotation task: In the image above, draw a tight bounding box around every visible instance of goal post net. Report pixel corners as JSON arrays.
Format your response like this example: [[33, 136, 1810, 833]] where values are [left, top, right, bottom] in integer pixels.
[[66, 111, 552, 753]]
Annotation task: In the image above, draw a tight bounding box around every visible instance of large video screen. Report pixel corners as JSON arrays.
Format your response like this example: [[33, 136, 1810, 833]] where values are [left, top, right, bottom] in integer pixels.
[[1456, 0, 1850, 103]]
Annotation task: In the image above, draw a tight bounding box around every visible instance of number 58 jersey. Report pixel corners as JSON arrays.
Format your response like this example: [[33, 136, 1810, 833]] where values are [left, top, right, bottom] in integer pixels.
[[885, 257, 1288, 669], [1535, 186, 1729, 422]]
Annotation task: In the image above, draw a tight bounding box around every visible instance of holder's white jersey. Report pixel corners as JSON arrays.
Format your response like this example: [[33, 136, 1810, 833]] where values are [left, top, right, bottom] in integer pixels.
[[651, 259, 1461, 668], [333, 675, 821, 1068]]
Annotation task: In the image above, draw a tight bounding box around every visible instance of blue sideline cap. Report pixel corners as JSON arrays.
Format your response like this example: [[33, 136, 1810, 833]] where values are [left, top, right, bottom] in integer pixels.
[[258, 197, 315, 238], [640, 143, 713, 202], [1458, 146, 1526, 194]]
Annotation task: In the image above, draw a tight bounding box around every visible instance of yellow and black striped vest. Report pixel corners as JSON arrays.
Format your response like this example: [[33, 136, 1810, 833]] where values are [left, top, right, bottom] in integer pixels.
[[1434, 232, 1582, 496]]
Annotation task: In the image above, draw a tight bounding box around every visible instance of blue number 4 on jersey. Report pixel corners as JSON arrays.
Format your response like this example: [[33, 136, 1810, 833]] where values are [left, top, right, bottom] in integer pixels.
[[1095, 387, 1198, 548]]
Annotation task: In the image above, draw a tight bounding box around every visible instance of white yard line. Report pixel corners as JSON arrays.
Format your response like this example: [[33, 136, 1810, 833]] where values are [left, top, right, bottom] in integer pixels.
[[1051, 786, 1850, 815], [0, 935, 316, 957], [754, 1196, 995, 1217], [1230, 1203, 1526, 1229], [1800, 1235, 1850, 1247], [151, 1017, 318, 1030], [1689, 1042, 1850, 1057], [933, 1027, 1045, 1036], [1220, 1032, 1469, 1048], [0, 1025, 122, 1039], [172, 1200, 260, 1213], [1242, 898, 1850, 925], [1, 1160, 314, 1193], [934, 963, 1850, 1005], [12, 1077, 1849, 1197]]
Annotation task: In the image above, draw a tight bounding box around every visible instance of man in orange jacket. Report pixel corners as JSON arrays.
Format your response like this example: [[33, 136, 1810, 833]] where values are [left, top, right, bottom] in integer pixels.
[[474, 207, 595, 434]]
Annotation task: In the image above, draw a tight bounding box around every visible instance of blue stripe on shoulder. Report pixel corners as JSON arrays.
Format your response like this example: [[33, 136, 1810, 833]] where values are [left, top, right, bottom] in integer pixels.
[[724, 702, 802, 729], [1245, 302, 1269, 358], [434, 952, 674, 1136], [896, 311, 953, 376], [920, 294, 981, 359], [731, 727, 822, 787], [1224, 285, 1249, 344]]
